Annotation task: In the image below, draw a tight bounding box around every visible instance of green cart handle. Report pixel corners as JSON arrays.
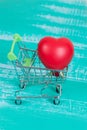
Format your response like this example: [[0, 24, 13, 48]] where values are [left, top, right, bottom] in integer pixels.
[[7, 34, 22, 61]]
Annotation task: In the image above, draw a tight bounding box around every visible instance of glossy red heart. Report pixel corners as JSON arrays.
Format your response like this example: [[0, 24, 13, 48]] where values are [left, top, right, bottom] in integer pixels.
[[37, 37, 74, 70]]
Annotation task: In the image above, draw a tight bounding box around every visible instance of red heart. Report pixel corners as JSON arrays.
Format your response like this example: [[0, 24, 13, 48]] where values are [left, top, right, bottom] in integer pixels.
[[37, 37, 74, 70]]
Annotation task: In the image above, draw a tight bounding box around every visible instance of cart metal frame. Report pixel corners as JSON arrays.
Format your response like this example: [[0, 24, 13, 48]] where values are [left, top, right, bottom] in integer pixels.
[[7, 34, 68, 105]]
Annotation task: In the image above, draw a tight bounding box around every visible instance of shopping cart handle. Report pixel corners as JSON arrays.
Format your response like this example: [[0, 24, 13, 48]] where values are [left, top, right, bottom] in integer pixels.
[[7, 34, 22, 61], [13, 33, 22, 42]]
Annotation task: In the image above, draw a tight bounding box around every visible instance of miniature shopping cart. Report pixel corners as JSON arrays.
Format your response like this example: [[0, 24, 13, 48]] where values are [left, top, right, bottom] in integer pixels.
[[7, 34, 68, 105]]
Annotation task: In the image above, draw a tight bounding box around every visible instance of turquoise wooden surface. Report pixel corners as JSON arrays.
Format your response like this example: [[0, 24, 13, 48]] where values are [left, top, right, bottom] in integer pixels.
[[0, 0, 87, 129]]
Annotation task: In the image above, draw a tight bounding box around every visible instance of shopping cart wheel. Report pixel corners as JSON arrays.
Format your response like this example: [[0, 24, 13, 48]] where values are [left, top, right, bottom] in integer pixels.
[[53, 98, 60, 105], [15, 99, 22, 105], [56, 85, 61, 93], [19, 82, 26, 89]]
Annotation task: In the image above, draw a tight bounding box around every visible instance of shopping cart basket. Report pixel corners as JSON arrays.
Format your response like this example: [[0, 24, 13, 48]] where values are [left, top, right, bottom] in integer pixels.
[[7, 34, 68, 105]]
